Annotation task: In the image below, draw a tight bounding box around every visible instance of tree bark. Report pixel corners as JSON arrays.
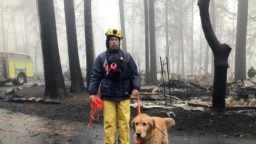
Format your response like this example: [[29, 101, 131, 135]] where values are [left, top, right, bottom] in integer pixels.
[[148, 0, 157, 83], [144, 0, 150, 84], [64, 0, 86, 93], [179, 0, 184, 78], [190, 0, 194, 75], [37, 0, 67, 98], [234, 0, 248, 81], [198, 0, 231, 115], [119, 0, 127, 51], [84, 0, 95, 88]]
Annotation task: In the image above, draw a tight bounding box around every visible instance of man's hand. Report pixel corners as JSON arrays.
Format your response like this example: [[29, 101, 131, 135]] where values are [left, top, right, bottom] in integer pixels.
[[88, 95, 97, 102], [131, 89, 139, 97]]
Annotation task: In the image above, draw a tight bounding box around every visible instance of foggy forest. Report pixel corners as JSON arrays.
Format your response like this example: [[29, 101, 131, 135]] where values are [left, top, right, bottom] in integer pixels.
[[0, 0, 255, 85], [1, 1, 256, 143]]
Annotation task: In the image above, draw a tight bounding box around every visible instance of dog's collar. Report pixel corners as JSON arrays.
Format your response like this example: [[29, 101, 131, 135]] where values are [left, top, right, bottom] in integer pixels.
[[134, 142, 143, 144]]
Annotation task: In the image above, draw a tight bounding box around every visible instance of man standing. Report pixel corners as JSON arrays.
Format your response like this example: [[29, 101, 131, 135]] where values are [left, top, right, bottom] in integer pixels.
[[87, 28, 140, 144]]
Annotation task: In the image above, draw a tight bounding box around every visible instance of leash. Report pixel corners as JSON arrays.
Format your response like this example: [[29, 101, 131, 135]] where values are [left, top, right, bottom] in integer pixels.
[[136, 94, 141, 114], [131, 94, 141, 115], [87, 96, 103, 127], [131, 94, 143, 144]]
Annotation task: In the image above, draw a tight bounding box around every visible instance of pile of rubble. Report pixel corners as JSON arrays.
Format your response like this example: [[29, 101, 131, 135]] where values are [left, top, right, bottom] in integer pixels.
[[131, 77, 256, 116]]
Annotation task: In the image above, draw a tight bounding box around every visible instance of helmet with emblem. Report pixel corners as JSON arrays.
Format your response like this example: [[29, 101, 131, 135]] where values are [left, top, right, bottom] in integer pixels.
[[105, 28, 123, 39], [105, 28, 123, 49]]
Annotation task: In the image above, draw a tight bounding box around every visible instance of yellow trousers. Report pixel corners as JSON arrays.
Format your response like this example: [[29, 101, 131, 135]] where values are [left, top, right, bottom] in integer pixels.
[[103, 99, 130, 144]]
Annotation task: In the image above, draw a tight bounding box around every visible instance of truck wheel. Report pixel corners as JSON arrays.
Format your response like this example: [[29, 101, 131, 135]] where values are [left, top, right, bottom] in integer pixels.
[[12, 73, 26, 85]]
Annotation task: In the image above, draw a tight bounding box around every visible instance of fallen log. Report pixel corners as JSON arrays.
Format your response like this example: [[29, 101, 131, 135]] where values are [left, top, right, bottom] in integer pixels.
[[6, 97, 61, 104]]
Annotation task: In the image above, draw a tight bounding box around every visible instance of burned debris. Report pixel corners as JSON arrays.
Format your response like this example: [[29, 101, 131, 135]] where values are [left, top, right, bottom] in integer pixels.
[[133, 74, 256, 114]]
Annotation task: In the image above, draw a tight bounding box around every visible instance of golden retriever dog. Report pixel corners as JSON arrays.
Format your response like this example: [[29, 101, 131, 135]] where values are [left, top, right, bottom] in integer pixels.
[[131, 113, 175, 144]]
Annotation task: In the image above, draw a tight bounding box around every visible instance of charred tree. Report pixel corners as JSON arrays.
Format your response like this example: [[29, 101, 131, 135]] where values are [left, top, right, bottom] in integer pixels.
[[178, 0, 184, 78], [190, 0, 194, 75], [119, 0, 127, 51], [234, 0, 248, 81], [84, 0, 95, 88], [198, 0, 231, 115], [148, 0, 157, 83], [37, 0, 67, 98], [64, 0, 86, 93], [144, 0, 150, 84]]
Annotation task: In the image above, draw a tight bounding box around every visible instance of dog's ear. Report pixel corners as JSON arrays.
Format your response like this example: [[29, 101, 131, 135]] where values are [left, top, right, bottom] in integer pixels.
[[146, 117, 155, 134], [165, 118, 175, 128], [131, 118, 136, 132], [149, 118, 156, 129]]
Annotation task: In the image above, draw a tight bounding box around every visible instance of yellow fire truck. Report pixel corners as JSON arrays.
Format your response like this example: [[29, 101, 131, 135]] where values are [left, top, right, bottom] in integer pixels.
[[0, 52, 34, 85]]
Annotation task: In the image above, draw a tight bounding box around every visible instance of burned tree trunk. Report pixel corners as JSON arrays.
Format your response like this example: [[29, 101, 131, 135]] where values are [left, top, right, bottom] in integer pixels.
[[84, 0, 95, 88], [64, 0, 86, 93], [119, 0, 127, 51], [37, 0, 67, 98], [148, 0, 157, 83], [198, 0, 231, 115], [144, 0, 150, 84], [234, 0, 248, 81]]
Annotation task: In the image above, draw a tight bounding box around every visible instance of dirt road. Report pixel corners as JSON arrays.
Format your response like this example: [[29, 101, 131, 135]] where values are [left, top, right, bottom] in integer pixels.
[[0, 84, 255, 144], [1, 108, 255, 144], [0, 108, 102, 144]]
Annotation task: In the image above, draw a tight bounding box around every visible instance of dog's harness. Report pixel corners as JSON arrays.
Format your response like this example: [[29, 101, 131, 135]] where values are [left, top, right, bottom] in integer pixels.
[[156, 127, 166, 136]]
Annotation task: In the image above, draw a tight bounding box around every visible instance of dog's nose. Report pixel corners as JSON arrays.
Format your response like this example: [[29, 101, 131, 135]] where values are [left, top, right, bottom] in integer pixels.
[[136, 133, 141, 137]]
